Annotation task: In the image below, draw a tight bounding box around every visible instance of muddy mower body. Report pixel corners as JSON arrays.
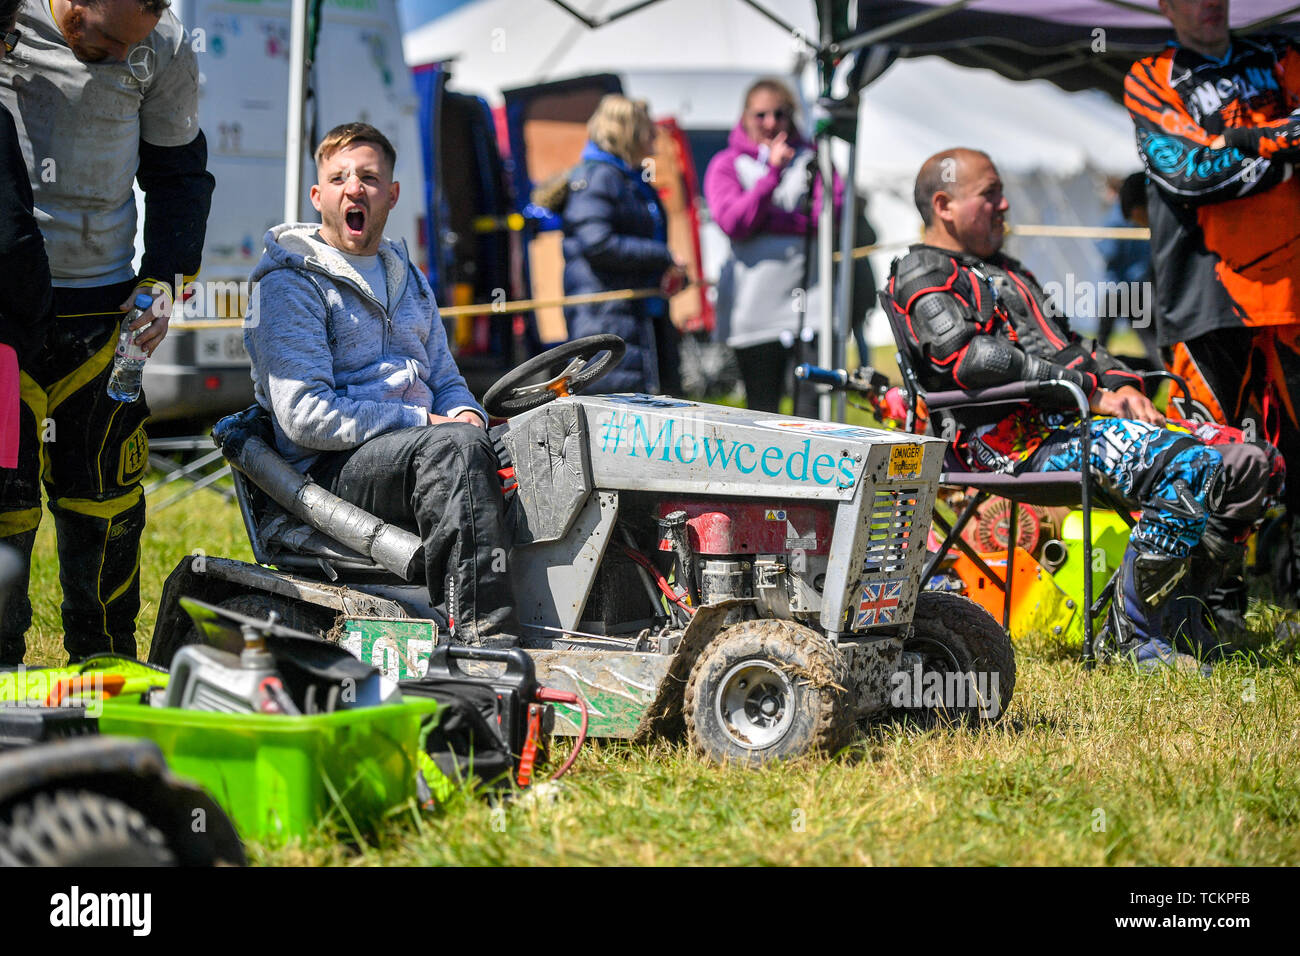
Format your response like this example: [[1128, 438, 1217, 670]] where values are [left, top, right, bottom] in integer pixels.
[[152, 336, 1014, 764]]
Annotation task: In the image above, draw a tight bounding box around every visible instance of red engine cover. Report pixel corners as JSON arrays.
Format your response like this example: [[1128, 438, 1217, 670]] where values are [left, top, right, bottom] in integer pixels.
[[656, 499, 833, 555]]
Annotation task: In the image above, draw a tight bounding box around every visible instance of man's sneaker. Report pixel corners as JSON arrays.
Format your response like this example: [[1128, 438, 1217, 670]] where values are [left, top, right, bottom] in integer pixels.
[[1131, 638, 1212, 676]]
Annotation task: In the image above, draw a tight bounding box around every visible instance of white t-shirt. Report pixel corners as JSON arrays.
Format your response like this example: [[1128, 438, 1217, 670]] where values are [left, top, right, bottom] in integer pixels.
[[339, 250, 388, 311], [0, 0, 201, 287]]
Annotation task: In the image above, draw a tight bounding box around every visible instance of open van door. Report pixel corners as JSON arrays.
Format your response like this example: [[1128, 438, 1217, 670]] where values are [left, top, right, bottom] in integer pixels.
[[503, 74, 623, 346], [652, 117, 713, 337], [413, 64, 530, 395], [502, 75, 711, 346]]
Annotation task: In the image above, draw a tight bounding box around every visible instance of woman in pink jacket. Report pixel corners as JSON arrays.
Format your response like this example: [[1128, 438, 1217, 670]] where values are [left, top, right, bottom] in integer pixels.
[[704, 78, 842, 415]]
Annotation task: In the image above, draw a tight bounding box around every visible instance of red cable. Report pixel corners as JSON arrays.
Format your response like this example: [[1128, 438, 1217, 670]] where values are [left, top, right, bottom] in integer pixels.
[[621, 545, 695, 615], [536, 687, 588, 780]]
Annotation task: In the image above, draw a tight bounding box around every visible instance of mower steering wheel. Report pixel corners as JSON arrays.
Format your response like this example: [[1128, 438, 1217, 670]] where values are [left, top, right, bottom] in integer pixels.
[[482, 334, 626, 418]]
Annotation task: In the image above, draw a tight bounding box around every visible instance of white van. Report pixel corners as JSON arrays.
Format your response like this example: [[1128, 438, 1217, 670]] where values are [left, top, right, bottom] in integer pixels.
[[142, 0, 421, 423]]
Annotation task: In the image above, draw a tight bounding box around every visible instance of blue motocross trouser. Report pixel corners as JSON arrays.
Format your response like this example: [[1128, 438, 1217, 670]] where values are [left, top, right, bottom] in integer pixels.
[[1026, 417, 1223, 558]]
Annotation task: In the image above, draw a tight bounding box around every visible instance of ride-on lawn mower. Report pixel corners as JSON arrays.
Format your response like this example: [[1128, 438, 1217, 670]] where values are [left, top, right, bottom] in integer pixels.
[[150, 335, 1015, 764]]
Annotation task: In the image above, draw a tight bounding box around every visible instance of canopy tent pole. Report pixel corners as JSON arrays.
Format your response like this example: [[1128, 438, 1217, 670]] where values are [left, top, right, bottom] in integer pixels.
[[816, 140, 835, 420], [283, 0, 309, 223], [1245, 3, 1300, 30], [833, 0, 975, 55], [832, 133, 856, 422], [816, 0, 835, 421], [736, 0, 817, 49]]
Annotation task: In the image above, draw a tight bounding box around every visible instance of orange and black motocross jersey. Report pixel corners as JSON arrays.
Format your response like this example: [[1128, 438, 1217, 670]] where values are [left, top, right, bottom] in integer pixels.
[[1125, 35, 1300, 345]]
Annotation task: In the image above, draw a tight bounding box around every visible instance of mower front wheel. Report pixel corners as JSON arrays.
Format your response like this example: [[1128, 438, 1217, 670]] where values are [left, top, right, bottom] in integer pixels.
[[685, 620, 852, 765], [895, 590, 1015, 726]]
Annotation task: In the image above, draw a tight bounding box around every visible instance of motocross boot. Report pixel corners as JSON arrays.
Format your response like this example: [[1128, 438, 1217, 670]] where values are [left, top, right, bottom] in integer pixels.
[[1109, 543, 1210, 676]]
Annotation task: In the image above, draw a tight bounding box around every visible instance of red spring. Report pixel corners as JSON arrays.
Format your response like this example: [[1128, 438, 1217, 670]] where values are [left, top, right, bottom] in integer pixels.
[[516, 703, 544, 787]]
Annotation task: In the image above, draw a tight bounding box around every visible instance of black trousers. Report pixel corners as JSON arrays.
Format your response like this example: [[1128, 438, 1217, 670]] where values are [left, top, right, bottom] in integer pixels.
[[1169, 325, 1300, 603], [310, 423, 517, 644], [1171, 326, 1300, 514], [734, 337, 819, 418], [0, 280, 149, 665]]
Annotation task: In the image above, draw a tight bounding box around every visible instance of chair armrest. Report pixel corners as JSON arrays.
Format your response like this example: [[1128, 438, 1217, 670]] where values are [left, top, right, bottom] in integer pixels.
[[924, 379, 1091, 422], [1140, 369, 1189, 397]]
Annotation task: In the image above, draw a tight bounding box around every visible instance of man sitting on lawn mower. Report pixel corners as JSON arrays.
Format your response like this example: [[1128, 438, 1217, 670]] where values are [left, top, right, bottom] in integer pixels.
[[887, 148, 1282, 672], [244, 122, 517, 647]]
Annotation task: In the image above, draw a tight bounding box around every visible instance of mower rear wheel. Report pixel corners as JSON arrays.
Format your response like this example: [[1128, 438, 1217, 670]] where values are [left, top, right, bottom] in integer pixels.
[[896, 591, 1015, 726], [148, 593, 332, 668], [685, 619, 852, 765], [0, 790, 176, 866]]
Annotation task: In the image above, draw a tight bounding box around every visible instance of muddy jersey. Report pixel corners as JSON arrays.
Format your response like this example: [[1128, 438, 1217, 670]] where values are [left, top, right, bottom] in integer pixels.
[[1125, 36, 1300, 343], [0, 0, 200, 287]]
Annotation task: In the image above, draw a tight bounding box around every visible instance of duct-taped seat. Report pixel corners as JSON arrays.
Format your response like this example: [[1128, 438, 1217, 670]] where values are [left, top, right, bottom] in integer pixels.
[[212, 406, 423, 584]]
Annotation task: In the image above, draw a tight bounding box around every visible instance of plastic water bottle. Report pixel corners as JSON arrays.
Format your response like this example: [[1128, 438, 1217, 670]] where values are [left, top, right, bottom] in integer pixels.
[[105, 292, 154, 402]]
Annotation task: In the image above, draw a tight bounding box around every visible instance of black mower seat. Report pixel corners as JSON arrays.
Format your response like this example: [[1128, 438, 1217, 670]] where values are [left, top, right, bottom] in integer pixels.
[[213, 406, 423, 584]]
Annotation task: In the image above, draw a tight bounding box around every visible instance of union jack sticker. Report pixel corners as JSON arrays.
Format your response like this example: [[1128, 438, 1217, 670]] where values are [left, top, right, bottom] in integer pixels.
[[854, 578, 904, 629]]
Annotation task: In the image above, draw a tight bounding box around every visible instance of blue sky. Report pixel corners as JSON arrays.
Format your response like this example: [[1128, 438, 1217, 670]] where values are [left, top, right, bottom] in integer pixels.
[[396, 0, 475, 33]]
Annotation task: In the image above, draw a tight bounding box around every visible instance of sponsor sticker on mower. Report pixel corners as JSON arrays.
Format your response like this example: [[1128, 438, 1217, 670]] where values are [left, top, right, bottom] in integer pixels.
[[595, 409, 861, 489]]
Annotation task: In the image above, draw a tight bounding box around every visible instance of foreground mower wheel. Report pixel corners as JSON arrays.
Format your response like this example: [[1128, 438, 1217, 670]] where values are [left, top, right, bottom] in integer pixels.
[[148, 593, 331, 668], [0, 790, 177, 866], [897, 591, 1015, 726], [685, 620, 852, 765]]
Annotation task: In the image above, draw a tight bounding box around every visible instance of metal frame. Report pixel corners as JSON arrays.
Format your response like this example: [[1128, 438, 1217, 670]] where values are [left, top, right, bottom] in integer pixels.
[[145, 436, 234, 512], [878, 289, 1190, 663]]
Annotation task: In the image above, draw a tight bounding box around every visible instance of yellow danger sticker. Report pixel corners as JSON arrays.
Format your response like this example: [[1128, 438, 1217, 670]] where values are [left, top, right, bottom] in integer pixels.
[[764, 510, 788, 521], [887, 444, 923, 479]]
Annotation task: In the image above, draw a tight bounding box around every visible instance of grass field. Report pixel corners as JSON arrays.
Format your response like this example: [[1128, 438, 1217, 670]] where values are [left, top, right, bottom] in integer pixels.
[[16, 388, 1300, 866]]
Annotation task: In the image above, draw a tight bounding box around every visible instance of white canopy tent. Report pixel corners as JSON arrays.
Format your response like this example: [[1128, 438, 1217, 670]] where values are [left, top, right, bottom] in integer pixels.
[[401, 0, 818, 93], [853, 54, 1143, 343], [402, 1, 1142, 309]]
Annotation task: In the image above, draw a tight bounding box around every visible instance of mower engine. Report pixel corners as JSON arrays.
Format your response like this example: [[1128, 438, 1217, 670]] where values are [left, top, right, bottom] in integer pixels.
[[655, 499, 831, 623]]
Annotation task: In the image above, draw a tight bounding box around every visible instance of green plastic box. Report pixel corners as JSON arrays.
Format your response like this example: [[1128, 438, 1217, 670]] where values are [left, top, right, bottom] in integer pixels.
[[1053, 510, 1133, 642], [98, 696, 439, 844]]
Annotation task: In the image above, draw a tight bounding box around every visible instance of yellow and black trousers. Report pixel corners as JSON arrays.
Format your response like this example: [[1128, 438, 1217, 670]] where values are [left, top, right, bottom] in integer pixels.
[[0, 280, 149, 664]]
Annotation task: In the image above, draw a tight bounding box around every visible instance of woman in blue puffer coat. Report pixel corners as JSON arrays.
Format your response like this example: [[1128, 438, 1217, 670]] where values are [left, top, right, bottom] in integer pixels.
[[551, 95, 685, 394]]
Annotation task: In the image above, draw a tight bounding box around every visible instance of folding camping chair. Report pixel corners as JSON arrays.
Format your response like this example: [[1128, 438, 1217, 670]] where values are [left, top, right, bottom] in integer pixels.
[[877, 290, 1181, 663]]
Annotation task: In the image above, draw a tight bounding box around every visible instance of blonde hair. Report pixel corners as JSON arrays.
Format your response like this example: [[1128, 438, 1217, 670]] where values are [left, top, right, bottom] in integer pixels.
[[587, 94, 655, 166], [743, 77, 800, 125]]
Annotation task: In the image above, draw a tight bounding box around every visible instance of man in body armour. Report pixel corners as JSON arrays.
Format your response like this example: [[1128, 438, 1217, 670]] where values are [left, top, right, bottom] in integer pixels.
[[887, 148, 1280, 672]]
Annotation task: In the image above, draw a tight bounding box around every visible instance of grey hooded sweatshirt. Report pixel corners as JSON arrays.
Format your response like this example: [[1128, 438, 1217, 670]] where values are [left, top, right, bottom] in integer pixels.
[[246, 223, 484, 471]]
